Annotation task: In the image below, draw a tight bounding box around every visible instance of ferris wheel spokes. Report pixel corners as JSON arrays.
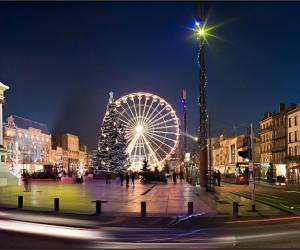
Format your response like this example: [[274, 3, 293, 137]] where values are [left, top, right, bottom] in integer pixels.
[[146, 132, 174, 150], [142, 101, 160, 125], [141, 97, 148, 124], [146, 104, 168, 126], [141, 134, 160, 166], [144, 134, 170, 157], [126, 101, 138, 124]]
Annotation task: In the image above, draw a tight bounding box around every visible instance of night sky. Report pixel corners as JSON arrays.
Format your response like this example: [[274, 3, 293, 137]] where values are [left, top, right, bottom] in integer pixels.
[[1, 2, 300, 149]]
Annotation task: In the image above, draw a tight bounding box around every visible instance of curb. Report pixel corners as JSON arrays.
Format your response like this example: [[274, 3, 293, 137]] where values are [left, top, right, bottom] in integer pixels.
[[230, 191, 295, 215]]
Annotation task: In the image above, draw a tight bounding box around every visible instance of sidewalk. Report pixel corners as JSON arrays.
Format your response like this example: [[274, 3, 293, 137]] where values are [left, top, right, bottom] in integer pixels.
[[256, 181, 300, 190], [0, 179, 216, 216], [210, 182, 288, 217], [0, 179, 287, 218]]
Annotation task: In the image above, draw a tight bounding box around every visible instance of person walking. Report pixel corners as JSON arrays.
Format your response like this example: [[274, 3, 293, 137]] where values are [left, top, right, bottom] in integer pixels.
[[217, 170, 221, 186], [172, 172, 177, 184], [179, 171, 184, 183], [120, 173, 124, 186], [131, 172, 135, 186], [107, 172, 111, 184], [213, 171, 217, 185], [23, 171, 31, 192], [105, 172, 109, 184], [125, 172, 130, 187]]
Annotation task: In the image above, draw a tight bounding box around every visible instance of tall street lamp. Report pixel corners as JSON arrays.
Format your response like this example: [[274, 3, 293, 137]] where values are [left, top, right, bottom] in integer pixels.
[[193, 10, 209, 189]]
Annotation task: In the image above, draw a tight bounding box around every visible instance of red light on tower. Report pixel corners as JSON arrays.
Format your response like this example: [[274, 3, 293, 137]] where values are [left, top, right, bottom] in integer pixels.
[[182, 87, 187, 101]]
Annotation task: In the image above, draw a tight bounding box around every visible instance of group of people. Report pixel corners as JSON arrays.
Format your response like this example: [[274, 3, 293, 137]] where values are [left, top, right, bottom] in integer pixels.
[[213, 170, 221, 186], [172, 171, 184, 184], [119, 172, 136, 187]]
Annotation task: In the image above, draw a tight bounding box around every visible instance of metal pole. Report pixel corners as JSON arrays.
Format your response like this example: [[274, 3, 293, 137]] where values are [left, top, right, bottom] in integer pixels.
[[250, 123, 256, 211], [207, 113, 213, 191], [197, 1, 208, 189]]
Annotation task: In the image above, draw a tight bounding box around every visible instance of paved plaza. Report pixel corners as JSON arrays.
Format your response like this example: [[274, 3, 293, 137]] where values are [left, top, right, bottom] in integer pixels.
[[0, 179, 286, 217]]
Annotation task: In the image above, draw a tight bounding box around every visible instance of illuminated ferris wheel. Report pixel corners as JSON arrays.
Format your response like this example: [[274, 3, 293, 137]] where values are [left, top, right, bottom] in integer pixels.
[[114, 92, 180, 170]]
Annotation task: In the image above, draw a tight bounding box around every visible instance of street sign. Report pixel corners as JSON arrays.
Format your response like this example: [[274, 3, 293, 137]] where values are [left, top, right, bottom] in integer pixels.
[[248, 162, 254, 184]]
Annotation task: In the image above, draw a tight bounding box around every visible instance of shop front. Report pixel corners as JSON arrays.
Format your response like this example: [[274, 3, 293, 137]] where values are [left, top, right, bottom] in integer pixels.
[[287, 163, 300, 184], [273, 164, 287, 184], [258, 163, 272, 182], [9, 163, 44, 178]]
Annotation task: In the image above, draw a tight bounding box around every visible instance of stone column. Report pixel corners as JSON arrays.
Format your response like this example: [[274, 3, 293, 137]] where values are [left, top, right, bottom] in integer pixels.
[[0, 82, 9, 148], [0, 101, 3, 146], [0, 82, 17, 186]]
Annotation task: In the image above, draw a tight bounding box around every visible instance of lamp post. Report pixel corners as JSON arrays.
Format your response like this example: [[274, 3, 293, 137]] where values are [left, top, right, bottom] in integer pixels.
[[193, 16, 208, 188]]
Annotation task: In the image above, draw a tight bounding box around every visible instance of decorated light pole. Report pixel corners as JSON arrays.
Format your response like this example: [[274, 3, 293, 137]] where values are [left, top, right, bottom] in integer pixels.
[[194, 5, 208, 188]]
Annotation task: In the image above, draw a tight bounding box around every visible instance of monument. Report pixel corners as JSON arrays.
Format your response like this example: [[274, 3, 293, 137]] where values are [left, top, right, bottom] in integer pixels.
[[0, 82, 18, 186]]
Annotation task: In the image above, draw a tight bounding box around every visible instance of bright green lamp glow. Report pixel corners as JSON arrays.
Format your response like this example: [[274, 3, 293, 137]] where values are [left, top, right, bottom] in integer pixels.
[[198, 28, 205, 36]]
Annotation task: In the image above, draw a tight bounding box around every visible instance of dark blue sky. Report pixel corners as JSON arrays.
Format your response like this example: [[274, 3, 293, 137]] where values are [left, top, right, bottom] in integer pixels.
[[0, 2, 300, 148]]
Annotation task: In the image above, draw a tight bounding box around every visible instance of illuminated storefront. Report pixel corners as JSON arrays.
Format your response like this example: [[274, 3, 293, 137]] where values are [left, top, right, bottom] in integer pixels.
[[3, 115, 51, 177]]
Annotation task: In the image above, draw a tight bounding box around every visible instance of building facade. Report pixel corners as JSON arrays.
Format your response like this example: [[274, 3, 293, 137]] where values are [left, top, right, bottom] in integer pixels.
[[51, 133, 89, 174], [212, 134, 250, 174], [286, 104, 300, 183], [3, 115, 51, 176], [259, 103, 299, 183], [260, 112, 273, 164]]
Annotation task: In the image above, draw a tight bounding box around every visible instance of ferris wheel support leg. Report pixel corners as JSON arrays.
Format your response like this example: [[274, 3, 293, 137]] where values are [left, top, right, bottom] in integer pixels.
[[199, 147, 208, 188]]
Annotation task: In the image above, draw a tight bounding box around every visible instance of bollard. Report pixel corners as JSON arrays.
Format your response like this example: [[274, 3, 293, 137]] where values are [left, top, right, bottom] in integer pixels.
[[141, 201, 146, 217], [188, 201, 193, 215], [18, 196, 23, 209], [54, 198, 59, 212], [96, 200, 102, 215], [233, 201, 239, 218]]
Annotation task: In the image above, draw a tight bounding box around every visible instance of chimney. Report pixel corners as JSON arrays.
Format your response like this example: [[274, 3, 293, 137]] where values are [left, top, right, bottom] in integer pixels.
[[279, 103, 285, 113]]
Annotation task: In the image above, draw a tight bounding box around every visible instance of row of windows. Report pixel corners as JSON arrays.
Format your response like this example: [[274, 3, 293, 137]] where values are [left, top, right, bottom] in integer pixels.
[[273, 117, 285, 128], [289, 146, 300, 157], [260, 115, 298, 131], [288, 131, 300, 143], [289, 115, 298, 128], [273, 152, 285, 163], [261, 121, 272, 130], [261, 144, 271, 153], [261, 134, 272, 143]]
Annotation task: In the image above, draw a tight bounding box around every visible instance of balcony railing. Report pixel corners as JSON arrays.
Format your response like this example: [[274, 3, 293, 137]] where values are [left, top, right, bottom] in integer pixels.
[[271, 146, 286, 153], [285, 155, 300, 162], [260, 126, 273, 133]]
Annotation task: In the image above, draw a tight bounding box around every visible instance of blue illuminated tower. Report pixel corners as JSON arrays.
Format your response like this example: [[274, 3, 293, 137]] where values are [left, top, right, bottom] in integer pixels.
[[181, 87, 187, 153]]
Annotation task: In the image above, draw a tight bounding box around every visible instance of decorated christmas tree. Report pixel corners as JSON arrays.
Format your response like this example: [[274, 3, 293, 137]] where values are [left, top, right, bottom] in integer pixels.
[[93, 92, 129, 174]]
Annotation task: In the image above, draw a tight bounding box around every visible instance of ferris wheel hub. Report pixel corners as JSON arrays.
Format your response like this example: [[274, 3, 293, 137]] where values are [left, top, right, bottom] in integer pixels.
[[135, 124, 144, 134]]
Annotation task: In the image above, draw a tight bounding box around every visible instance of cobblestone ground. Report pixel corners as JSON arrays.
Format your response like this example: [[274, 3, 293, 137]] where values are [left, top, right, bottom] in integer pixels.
[[0, 178, 214, 216], [0, 178, 286, 217]]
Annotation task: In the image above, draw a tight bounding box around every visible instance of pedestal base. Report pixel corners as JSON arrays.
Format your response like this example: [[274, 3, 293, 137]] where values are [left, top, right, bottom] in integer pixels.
[[0, 166, 18, 186], [0, 146, 18, 186]]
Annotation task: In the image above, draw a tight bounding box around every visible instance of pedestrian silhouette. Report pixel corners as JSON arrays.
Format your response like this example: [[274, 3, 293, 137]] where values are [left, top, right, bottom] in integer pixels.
[[125, 172, 130, 187], [213, 171, 217, 185], [131, 172, 135, 186], [217, 170, 221, 186], [172, 172, 177, 184], [179, 171, 184, 183], [120, 173, 124, 186]]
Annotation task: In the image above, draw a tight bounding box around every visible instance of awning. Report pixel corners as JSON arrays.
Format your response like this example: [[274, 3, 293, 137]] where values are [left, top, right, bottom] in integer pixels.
[[291, 165, 300, 170]]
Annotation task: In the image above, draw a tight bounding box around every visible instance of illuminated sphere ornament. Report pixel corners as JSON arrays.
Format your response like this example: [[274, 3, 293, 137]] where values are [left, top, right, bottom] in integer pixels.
[[112, 92, 180, 171]]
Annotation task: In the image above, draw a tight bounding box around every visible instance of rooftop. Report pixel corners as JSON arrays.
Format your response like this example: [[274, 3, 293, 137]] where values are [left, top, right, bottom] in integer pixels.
[[5, 115, 49, 134]]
